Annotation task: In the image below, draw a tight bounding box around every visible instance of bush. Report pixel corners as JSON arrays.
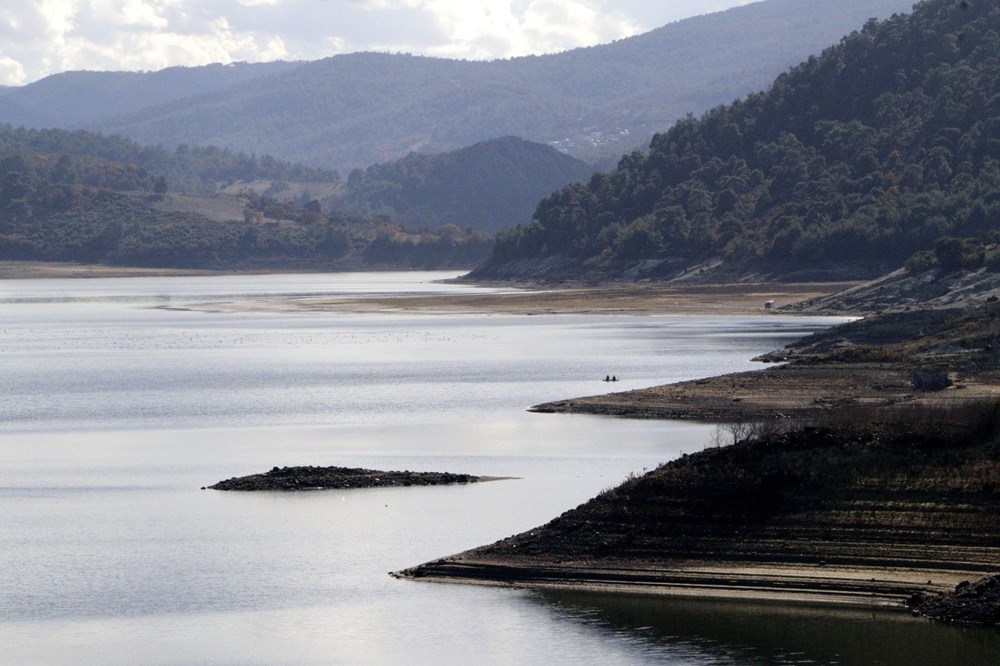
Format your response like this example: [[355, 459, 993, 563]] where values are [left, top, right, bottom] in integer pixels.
[[935, 237, 984, 272], [905, 249, 937, 275]]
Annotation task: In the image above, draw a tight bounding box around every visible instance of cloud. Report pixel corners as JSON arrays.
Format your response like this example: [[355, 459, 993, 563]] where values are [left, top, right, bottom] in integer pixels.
[[412, 0, 641, 59], [0, 55, 26, 85], [0, 0, 747, 85]]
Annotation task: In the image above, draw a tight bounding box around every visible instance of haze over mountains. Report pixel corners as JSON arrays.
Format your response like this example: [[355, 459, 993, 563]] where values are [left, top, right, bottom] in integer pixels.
[[0, 0, 915, 174]]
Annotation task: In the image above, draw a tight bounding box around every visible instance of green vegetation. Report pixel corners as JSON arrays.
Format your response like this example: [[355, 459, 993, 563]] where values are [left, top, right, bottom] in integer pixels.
[[335, 137, 595, 233], [0, 124, 337, 194], [477, 0, 1000, 282], [0, 147, 490, 270]]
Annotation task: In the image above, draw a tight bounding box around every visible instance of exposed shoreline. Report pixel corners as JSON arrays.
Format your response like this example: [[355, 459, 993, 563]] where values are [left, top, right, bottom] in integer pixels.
[[182, 282, 857, 316], [394, 301, 1000, 623], [531, 363, 1000, 422], [396, 416, 1000, 624], [0, 260, 221, 280], [0, 260, 855, 317], [396, 558, 972, 611]]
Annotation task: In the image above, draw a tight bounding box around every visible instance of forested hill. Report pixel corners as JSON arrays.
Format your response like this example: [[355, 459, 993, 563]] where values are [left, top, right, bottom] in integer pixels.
[[39, 0, 914, 172], [0, 131, 489, 271], [334, 137, 595, 233], [0, 125, 336, 194], [471, 0, 1000, 283], [0, 61, 300, 129]]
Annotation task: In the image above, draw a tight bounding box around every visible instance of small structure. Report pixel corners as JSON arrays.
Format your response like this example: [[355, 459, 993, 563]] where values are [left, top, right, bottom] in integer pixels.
[[764, 300, 775, 310]]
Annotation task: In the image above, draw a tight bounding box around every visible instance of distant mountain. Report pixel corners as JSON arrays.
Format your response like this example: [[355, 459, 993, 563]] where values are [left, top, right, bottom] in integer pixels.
[[0, 61, 300, 129], [334, 137, 595, 233], [471, 0, 1000, 283], [0, 0, 914, 172]]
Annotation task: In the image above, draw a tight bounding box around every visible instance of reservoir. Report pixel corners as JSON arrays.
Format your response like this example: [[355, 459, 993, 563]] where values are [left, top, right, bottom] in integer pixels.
[[0, 272, 995, 664]]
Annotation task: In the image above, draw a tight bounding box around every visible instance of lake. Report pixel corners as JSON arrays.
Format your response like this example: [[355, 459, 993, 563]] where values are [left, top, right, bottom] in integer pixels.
[[1, 271, 996, 664]]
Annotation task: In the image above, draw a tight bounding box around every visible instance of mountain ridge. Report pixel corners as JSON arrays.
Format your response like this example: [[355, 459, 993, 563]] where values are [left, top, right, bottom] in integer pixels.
[[0, 0, 914, 172]]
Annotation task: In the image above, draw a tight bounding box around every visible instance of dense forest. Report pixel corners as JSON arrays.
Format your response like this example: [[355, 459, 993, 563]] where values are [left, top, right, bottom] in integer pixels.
[[0, 124, 336, 194], [0, 146, 490, 270], [0, 0, 913, 172], [474, 0, 1000, 282], [335, 137, 594, 233]]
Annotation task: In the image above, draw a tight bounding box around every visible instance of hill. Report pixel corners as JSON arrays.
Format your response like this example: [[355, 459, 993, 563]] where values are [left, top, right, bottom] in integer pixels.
[[0, 143, 489, 271], [334, 137, 595, 233], [7, 0, 913, 172], [0, 61, 300, 129], [0, 124, 336, 194], [471, 0, 1000, 283]]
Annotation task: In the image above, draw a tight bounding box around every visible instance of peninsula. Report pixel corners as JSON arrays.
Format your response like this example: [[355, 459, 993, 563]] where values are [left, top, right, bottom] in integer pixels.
[[396, 301, 1000, 625]]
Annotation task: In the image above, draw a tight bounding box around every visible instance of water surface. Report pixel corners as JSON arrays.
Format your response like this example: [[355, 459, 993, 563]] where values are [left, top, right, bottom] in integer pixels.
[[0, 272, 990, 664]]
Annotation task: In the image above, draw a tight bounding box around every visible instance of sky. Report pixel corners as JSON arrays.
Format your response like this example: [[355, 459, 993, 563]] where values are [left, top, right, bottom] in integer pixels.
[[0, 0, 761, 86]]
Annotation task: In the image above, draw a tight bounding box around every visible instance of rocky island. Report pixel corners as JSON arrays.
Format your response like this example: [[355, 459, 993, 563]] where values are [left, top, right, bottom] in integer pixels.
[[208, 465, 492, 491]]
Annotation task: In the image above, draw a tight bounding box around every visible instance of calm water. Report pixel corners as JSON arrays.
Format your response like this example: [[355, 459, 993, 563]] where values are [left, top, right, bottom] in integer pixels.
[[0, 272, 995, 665]]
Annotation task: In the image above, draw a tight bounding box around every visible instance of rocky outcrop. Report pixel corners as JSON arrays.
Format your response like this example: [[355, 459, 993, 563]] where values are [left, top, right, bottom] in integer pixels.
[[911, 575, 1000, 626], [786, 267, 1000, 315], [208, 465, 486, 491]]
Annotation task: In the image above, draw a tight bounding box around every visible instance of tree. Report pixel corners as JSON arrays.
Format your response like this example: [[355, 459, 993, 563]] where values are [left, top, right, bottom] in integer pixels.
[[153, 176, 168, 195]]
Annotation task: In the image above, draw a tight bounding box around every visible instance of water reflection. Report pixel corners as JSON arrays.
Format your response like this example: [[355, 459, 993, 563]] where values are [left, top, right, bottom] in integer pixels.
[[531, 590, 1000, 665]]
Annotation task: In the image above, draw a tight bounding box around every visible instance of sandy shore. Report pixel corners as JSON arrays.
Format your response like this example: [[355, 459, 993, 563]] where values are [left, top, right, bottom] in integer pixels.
[[0, 261, 217, 279], [203, 281, 858, 316], [0, 261, 854, 316]]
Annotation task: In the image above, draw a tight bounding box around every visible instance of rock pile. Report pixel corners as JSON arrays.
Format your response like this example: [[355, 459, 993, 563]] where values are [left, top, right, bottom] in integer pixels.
[[208, 465, 483, 491]]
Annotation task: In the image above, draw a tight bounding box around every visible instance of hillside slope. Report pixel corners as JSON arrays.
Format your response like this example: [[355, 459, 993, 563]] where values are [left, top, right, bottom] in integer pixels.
[[0, 61, 301, 129], [77, 0, 913, 171], [472, 0, 1000, 283], [0, 146, 489, 271], [334, 137, 595, 233]]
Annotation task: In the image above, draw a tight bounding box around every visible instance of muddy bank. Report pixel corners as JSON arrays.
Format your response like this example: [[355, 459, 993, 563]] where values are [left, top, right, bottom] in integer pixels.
[[208, 465, 497, 491]]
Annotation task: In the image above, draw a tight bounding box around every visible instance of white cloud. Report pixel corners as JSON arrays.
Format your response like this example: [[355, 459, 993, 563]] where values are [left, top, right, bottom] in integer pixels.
[[0, 54, 26, 85], [0, 0, 751, 85], [413, 0, 641, 59]]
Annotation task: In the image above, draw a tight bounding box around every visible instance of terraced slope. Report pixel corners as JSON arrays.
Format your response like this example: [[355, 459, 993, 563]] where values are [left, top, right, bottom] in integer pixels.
[[399, 412, 1000, 615]]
